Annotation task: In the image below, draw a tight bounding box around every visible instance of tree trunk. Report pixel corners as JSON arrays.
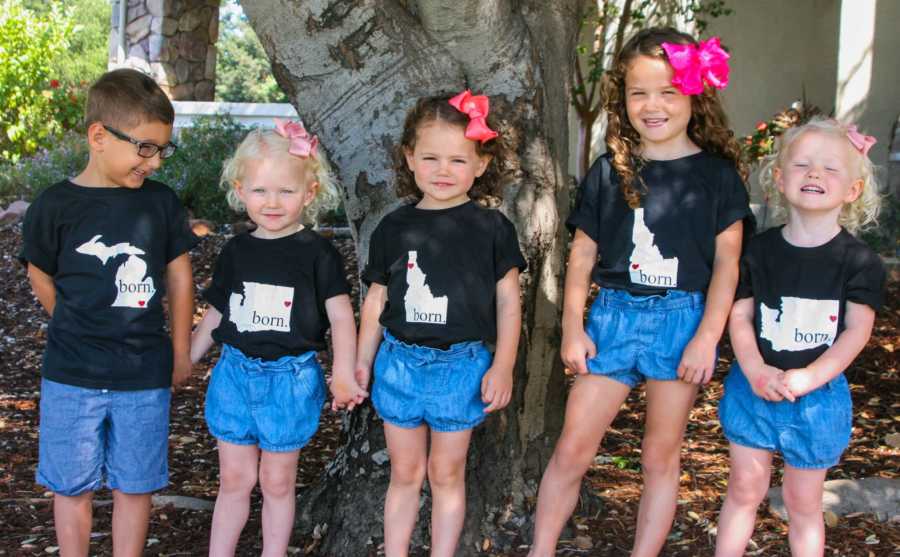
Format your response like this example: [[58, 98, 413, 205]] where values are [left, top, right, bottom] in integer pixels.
[[243, 2, 582, 554]]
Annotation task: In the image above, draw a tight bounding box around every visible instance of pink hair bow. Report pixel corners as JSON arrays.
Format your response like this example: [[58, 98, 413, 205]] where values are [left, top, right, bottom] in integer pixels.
[[274, 118, 318, 158], [846, 125, 876, 157], [660, 37, 730, 96], [448, 90, 498, 143]]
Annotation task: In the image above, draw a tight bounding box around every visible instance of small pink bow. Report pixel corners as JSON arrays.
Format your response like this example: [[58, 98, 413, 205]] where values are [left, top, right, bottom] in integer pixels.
[[846, 125, 876, 157], [661, 37, 730, 96], [274, 118, 318, 158], [448, 90, 498, 143]]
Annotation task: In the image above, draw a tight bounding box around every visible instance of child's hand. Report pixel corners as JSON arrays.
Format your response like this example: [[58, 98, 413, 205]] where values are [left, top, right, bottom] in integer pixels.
[[482, 365, 513, 413], [746, 363, 793, 402], [560, 328, 596, 375], [330, 363, 370, 412], [782, 368, 817, 399], [677, 333, 717, 385], [172, 352, 193, 388]]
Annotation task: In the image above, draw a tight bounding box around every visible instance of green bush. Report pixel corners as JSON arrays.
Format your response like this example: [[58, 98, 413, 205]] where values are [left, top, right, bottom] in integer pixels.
[[155, 114, 248, 224], [0, 1, 77, 162], [0, 130, 87, 205]]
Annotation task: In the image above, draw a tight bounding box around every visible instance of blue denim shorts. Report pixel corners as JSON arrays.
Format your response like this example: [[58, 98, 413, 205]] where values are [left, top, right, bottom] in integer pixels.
[[372, 331, 492, 432], [37, 378, 170, 496], [585, 288, 704, 387], [205, 344, 326, 452], [719, 361, 852, 469]]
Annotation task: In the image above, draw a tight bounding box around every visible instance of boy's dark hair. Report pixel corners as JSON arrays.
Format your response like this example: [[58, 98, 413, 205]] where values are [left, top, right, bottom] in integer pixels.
[[392, 94, 513, 206], [84, 68, 174, 129]]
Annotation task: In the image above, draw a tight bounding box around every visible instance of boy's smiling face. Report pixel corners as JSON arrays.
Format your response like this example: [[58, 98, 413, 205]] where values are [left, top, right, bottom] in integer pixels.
[[90, 120, 173, 189]]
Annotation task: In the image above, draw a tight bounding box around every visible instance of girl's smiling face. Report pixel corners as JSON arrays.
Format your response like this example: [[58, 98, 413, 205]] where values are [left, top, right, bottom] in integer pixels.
[[624, 54, 694, 158], [776, 130, 863, 215], [235, 155, 317, 239], [404, 121, 491, 210]]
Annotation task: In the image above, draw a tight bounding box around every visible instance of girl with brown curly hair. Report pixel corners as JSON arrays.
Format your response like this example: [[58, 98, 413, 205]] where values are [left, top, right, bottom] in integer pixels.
[[356, 91, 526, 557], [529, 27, 753, 556]]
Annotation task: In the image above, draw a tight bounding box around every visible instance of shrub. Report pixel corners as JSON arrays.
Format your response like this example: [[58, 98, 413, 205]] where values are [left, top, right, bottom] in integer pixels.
[[0, 130, 87, 205]]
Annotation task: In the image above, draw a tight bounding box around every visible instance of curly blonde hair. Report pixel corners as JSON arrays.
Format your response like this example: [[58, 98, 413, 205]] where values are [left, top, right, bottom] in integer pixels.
[[392, 94, 514, 206], [759, 117, 881, 235], [220, 127, 340, 225], [601, 27, 747, 209]]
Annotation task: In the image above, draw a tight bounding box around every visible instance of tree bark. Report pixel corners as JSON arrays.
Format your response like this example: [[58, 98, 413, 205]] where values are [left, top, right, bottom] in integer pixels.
[[243, 2, 582, 554]]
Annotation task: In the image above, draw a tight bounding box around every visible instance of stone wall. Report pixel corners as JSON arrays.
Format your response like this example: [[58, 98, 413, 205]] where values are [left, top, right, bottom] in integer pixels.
[[109, 0, 219, 101]]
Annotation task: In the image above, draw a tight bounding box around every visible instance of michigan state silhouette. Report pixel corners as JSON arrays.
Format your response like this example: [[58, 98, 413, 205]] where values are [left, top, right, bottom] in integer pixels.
[[76, 234, 155, 308], [629, 208, 679, 287], [404, 251, 448, 325], [759, 296, 839, 352]]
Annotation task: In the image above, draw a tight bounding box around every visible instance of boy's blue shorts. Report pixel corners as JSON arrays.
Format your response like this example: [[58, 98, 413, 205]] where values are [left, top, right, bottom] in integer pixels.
[[205, 344, 325, 452], [585, 288, 705, 387], [37, 378, 170, 496], [719, 361, 852, 469], [372, 330, 492, 432]]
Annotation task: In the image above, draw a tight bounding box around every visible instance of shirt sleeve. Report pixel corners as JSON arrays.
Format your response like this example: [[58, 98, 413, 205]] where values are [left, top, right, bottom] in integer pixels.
[[203, 244, 232, 313], [565, 156, 605, 241], [493, 212, 528, 281], [18, 190, 59, 275], [360, 220, 388, 286], [845, 248, 886, 310], [716, 164, 755, 235], [164, 187, 201, 263], [315, 239, 352, 303]]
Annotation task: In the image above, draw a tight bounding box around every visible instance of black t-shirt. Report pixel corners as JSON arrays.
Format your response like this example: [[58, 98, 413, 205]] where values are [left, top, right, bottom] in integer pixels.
[[19, 179, 200, 390], [205, 229, 350, 360], [567, 152, 753, 294], [361, 201, 527, 348], [736, 226, 885, 371]]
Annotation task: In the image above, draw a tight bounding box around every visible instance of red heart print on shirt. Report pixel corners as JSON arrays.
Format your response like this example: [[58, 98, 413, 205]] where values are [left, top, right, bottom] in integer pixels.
[[407, 263, 414, 269], [829, 315, 837, 322], [284, 301, 292, 308], [138, 300, 145, 307], [631, 264, 639, 270]]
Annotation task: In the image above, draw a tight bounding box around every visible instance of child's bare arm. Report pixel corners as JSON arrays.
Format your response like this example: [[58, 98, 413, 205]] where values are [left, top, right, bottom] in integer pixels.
[[561, 229, 599, 375], [325, 293, 365, 410], [166, 253, 194, 387], [27, 264, 56, 316], [729, 297, 792, 401], [679, 219, 743, 384], [482, 267, 520, 413], [355, 283, 387, 386], [783, 301, 875, 397], [190, 305, 221, 364]]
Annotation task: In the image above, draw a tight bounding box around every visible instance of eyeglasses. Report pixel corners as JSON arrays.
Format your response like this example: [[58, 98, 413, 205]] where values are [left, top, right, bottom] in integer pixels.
[[103, 125, 178, 159]]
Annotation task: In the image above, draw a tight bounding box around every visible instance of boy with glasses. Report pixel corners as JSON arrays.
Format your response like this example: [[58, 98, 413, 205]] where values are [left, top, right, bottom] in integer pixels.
[[19, 68, 199, 556]]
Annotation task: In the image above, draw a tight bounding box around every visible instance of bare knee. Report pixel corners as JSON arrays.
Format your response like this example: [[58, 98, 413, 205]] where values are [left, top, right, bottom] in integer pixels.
[[782, 482, 822, 518], [427, 455, 466, 490], [219, 462, 257, 496], [391, 456, 427, 489], [641, 437, 681, 477], [726, 468, 769, 507], [259, 467, 296, 499], [551, 433, 600, 477]]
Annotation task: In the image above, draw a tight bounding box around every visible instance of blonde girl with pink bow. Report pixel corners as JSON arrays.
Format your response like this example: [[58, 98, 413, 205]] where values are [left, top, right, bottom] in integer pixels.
[[530, 27, 753, 556], [356, 92, 526, 557], [716, 118, 884, 557], [190, 121, 363, 556]]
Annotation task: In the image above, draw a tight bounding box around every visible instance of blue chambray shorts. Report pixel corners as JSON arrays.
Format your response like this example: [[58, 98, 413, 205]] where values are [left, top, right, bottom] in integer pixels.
[[205, 344, 326, 452], [372, 330, 492, 432], [719, 361, 852, 469], [37, 378, 170, 496], [585, 288, 705, 387]]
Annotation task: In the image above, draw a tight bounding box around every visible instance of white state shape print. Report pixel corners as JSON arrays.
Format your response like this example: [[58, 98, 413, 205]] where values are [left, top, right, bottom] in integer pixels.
[[404, 251, 448, 325], [759, 296, 839, 352], [76, 235, 155, 308], [629, 208, 679, 287], [229, 281, 295, 333]]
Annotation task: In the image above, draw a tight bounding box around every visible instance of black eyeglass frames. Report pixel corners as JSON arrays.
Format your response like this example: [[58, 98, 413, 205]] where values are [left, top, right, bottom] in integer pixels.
[[103, 125, 178, 159]]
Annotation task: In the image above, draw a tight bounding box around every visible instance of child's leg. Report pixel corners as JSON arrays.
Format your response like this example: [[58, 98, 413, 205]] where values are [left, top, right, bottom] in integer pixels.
[[529, 375, 631, 557], [630, 379, 697, 557], [53, 492, 93, 556], [714, 444, 773, 557], [383, 422, 428, 557], [782, 465, 827, 557], [258, 449, 301, 557], [427, 428, 474, 557], [209, 441, 260, 557], [111, 490, 152, 557]]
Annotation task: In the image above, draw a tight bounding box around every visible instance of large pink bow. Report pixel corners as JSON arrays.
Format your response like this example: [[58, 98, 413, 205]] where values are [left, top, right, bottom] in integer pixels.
[[448, 90, 498, 143], [846, 125, 876, 157], [660, 37, 730, 96], [274, 118, 318, 158]]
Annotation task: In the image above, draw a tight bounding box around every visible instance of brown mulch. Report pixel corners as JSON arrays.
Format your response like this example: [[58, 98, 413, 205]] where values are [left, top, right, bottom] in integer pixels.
[[0, 223, 897, 556]]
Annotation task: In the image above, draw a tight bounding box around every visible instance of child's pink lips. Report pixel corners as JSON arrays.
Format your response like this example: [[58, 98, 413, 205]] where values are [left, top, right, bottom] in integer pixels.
[[643, 117, 668, 127]]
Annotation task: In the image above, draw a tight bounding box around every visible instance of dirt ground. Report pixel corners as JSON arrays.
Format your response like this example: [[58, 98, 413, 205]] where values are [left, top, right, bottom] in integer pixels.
[[1, 224, 897, 556]]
